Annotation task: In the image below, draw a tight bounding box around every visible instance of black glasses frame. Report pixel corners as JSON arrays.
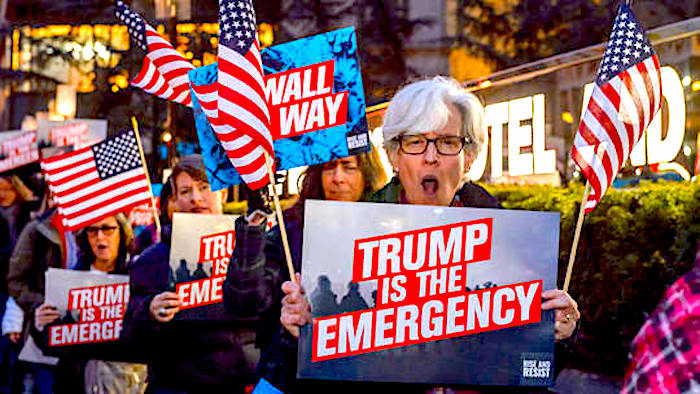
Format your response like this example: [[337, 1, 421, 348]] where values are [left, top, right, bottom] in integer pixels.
[[86, 225, 119, 237], [396, 135, 470, 156]]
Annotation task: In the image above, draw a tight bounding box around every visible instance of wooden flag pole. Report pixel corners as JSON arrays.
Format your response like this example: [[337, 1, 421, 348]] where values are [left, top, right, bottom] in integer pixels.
[[130, 116, 162, 238], [562, 181, 591, 293], [263, 151, 297, 284], [563, 142, 605, 292]]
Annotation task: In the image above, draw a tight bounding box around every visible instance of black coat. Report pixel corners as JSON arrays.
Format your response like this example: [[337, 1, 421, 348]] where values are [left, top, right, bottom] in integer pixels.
[[0, 200, 39, 294], [122, 225, 272, 393]]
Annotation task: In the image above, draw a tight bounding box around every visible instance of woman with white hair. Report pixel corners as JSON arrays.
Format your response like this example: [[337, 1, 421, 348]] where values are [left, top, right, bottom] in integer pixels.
[[372, 76, 580, 340], [280, 77, 581, 372], [371, 76, 498, 208]]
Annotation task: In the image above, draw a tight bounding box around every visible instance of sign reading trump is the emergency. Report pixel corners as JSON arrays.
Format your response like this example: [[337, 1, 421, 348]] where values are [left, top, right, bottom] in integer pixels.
[[298, 201, 559, 387], [44, 268, 129, 346], [169, 213, 240, 320]]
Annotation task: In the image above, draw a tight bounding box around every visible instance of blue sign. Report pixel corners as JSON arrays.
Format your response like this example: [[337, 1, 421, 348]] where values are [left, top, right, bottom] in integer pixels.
[[189, 27, 370, 190]]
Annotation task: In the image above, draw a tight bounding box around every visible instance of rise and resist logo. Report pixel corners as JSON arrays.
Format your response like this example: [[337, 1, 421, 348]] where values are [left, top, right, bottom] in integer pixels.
[[312, 218, 543, 362], [175, 229, 235, 309], [49, 282, 129, 346], [264, 60, 348, 140]]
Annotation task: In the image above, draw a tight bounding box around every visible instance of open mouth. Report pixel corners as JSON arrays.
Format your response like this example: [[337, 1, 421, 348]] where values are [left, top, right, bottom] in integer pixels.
[[420, 175, 439, 195], [191, 207, 210, 213]]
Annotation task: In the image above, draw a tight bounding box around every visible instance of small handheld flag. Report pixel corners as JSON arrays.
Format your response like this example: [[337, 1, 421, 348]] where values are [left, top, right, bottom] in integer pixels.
[[189, 0, 273, 191], [41, 130, 153, 231], [571, 2, 662, 213], [564, 2, 663, 292], [115, 0, 194, 107]]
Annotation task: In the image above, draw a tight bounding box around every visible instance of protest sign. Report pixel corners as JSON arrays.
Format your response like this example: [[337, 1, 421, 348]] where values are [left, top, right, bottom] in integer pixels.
[[298, 201, 559, 387], [44, 268, 129, 347], [37, 118, 107, 149], [189, 26, 370, 191], [0, 130, 39, 172], [127, 200, 157, 227], [169, 212, 239, 320]]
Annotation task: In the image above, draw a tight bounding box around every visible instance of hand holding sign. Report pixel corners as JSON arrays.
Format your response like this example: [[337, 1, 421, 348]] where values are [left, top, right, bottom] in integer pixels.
[[542, 289, 580, 341], [280, 273, 311, 338], [34, 304, 60, 332], [149, 292, 182, 323]]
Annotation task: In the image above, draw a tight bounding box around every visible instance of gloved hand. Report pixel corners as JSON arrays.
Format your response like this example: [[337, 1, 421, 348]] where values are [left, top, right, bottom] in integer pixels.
[[244, 184, 272, 226]]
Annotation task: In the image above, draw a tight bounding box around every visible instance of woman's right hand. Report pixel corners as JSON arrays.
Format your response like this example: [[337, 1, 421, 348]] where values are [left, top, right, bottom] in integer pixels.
[[34, 304, 60, 332], [280, 273, 312, 338], [149, 292, 182, 322]]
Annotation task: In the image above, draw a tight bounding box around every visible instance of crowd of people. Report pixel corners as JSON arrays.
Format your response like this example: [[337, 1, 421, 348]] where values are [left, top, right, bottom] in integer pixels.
[[0, 76, 694, 393]]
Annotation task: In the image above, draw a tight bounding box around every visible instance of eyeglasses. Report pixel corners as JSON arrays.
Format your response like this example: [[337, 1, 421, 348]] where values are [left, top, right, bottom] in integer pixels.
[[86, 225, 118, 237], [396, 134, 470, 156]]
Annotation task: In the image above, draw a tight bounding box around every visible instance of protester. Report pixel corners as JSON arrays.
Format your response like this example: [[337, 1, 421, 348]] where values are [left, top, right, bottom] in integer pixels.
[[621, 243, 699, 393], [29, 214, 147, 393], [0, 175, 39, 315], [277, 77, 581, 387], [6, 192, 62, 316], [223, 150, 386, 392], [282, 151, 387, 223], [0, 175, 39, 394], [123, 154, 273, 393], [6, 190, 63, 394]]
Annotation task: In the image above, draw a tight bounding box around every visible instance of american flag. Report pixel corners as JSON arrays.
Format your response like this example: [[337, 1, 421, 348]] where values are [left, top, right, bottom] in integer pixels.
[[41, 130, 152, 231], [190, 0, 273, 190], [572, 3, 662, 213], [115, 0, 194, 106]]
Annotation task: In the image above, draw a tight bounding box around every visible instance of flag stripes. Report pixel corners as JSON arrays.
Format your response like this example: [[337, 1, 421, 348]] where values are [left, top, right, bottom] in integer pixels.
[[573, 52, 661, 212], [42, 130, 152, 231], [116, 1, 194, 107]]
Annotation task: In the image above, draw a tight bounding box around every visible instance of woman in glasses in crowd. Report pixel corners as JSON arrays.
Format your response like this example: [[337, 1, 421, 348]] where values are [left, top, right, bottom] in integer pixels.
[[31, 214, 147, 394]]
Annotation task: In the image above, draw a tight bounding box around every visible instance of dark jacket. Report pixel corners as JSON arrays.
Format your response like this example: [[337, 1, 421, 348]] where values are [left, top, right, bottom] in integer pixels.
[[123, 224, 273, 393], [7, 210, 63, 315], [227, 216, 303, 350], [231, 214, 301, 392], [0, 200, 38, 295]]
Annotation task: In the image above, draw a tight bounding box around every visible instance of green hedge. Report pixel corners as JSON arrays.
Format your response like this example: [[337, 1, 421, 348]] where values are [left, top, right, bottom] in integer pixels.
[[484, 180, 700, 376]]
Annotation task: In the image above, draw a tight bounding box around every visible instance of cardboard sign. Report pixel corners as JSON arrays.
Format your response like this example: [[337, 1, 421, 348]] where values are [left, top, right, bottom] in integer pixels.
[[298, 201, 559, 387], [44, 268, 129, 346], [0, 130, 39, 172], [37, 119, 107, 149], [127, 201, 156, 227], [189, 26, 370, 191], [47, 122, 89, 147], [169, 213, 239, 320]]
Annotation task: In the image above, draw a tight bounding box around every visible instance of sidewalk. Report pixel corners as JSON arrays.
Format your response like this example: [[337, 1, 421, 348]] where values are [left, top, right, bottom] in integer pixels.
[[552, 368, 622, 393]]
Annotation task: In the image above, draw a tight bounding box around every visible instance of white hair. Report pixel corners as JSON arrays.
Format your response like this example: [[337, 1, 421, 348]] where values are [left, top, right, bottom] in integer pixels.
[[382, 76, 485, 156]]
